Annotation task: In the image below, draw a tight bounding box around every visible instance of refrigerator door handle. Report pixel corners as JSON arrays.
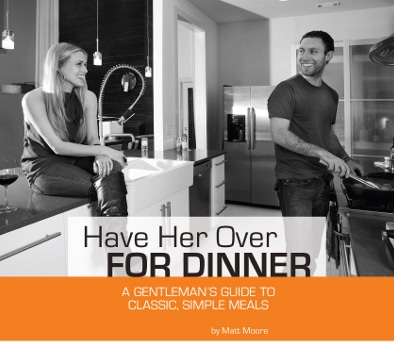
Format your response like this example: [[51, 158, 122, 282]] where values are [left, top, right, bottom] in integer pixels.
[[251, 107, 256, 150], [247, 107, 251, 150]]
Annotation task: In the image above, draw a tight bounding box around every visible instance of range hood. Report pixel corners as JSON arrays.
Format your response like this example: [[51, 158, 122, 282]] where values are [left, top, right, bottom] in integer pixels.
[[369, 34, 394, 66]]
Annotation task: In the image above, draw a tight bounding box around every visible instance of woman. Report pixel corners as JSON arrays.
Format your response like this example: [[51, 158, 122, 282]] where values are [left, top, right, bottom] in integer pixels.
[[21, 42, 128, 216]]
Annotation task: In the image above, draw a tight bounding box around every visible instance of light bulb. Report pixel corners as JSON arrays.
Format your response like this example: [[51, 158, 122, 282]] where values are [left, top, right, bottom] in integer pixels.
[[145, 66, 152, 78], [93, 51, 102, 66], [2, 30, 14, 50]]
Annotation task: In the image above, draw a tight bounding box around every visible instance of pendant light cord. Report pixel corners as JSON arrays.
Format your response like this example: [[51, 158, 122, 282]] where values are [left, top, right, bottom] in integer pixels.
[[5, 0, 10, 30], [96, 0, 99, 51], [146, 0, 150, 67]]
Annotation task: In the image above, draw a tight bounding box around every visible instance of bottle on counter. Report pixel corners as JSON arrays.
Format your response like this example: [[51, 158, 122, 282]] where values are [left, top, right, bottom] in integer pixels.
[[390, 138, 394, 172], [385, 156, 391, 170], [181, 134, 188, 151]]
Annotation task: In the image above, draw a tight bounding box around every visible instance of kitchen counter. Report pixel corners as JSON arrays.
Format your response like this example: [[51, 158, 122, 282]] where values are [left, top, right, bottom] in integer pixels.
[[0, 149, 225, 236], [0, 175, 91, 236], [333, 158, 394, 276], [124, 148, 225, 166]]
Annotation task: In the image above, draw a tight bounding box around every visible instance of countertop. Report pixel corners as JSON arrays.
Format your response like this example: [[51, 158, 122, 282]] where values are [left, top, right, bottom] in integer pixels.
[[0, 149, 225, 236], [124, 148, 225, 166], [0, 175, 91, 236]]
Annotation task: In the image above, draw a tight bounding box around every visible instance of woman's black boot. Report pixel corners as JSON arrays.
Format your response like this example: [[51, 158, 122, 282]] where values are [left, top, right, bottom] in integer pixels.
[[93, 172, 128, 216]]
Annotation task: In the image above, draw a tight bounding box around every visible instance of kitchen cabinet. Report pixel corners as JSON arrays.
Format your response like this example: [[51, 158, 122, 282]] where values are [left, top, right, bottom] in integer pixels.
[[0, 214, 66, 276], [66, 192, 190, 276], [132, 188, 189, 217], [0, 202, 97, 276], [293, 39, 394, 158], [211, 154, 227, 216], [64, 202, 98, 275]]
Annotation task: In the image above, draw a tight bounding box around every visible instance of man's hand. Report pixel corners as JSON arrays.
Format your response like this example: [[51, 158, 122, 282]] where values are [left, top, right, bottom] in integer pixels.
[[345, 158, 365, 177]]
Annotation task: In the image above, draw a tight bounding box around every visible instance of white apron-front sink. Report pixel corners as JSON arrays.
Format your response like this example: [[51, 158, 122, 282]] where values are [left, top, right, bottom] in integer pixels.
[[122, 157, 193, 215]]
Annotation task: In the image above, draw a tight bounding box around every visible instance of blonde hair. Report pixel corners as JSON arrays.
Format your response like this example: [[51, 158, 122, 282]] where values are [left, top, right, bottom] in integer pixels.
[[41, 42, 88, 143]]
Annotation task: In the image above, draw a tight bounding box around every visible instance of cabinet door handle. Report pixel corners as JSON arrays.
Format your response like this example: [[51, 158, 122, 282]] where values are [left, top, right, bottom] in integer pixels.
[[166, 201, 171, 217], [343, 244, 356, 277], [0, 232, 62, 262], [160, 204, 166, 217], [216, 181, 226, 188], [164, 202, 172, 249], [216, 205, 228, 216], [215, 159, 227, 166]]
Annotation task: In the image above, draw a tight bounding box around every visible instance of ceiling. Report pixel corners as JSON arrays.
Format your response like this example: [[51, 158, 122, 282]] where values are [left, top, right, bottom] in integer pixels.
[[188, 0, 394, 23]]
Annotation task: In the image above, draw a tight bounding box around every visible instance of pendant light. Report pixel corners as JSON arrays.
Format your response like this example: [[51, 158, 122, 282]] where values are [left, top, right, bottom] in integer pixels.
[[93, 0, 102, 66], [145, 0, 152, 77], [2, 0, 14, 50]]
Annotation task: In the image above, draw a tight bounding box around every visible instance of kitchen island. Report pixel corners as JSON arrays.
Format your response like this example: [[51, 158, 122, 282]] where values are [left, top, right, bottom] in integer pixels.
[[0, 149, 225, 276], [0, 149, 224, 235]]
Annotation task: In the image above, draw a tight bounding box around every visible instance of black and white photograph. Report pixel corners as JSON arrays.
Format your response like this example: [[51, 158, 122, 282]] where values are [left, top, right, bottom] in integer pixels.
[[1, 0, 394, 340]]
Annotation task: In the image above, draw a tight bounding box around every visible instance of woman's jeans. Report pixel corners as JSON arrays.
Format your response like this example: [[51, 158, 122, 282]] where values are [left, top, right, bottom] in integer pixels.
[[26, 156, 127, 216], [275, 174, 333, 217], [30, 157, 100, 197]]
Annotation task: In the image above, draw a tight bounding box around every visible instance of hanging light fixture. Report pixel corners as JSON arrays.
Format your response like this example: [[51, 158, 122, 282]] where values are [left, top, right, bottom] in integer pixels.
[[93, 0, 102, 66], [145, 0, 152, 77], [2, 0, 14, 50]]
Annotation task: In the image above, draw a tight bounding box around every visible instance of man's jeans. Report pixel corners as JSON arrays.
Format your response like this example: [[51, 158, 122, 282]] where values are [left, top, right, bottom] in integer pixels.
[[275, 174, 333, 217]]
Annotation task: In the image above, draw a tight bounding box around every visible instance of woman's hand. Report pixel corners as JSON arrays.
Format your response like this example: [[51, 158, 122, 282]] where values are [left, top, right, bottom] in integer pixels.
[[93, 147, 127, 177], [102, 146, 127, 168], [93, 155, 114, 177]]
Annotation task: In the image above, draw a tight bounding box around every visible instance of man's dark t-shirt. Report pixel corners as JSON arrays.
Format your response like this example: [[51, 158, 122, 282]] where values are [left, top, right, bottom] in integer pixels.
[[268, 74, 339, 179]]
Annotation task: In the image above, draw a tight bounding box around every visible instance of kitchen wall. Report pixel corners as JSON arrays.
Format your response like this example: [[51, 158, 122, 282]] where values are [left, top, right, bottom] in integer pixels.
[[0, 0, 36, 161], [269, 6, 394, 85], [153, 0, 219, 151], [177, 20, 194, 81]]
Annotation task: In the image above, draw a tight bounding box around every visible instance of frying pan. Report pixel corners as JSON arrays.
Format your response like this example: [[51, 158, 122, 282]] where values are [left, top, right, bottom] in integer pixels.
[[342, 172, 394, 202]]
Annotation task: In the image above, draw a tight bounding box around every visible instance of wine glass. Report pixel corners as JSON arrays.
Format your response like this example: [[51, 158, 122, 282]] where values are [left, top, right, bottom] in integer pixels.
[[0, 158, 20, 214]]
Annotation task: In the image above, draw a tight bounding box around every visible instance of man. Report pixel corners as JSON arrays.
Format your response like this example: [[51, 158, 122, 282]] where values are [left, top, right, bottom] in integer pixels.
[[268, 30, 363, 217]]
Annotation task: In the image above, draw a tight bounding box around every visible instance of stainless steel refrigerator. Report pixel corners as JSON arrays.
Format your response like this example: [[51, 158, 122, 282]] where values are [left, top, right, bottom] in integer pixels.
[[223, 85, 278, 207]]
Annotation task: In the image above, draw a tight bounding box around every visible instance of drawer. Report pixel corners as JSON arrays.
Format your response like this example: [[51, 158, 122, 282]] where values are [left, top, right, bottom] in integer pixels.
[[0, 215, 66, 276], [212, 185, 227, 216], [212, 154, 226, 184]]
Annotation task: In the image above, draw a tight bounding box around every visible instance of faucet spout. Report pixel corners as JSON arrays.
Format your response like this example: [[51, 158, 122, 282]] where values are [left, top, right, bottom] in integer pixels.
[[104, 133, 136, 150], [117, 108, 135, 125], [97, 64, 146, 145], [104, 133, 135, 142]]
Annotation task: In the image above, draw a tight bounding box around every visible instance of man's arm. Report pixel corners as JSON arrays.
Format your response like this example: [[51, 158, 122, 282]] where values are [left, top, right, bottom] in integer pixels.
[[270, 117, 350, 177], [328, 128, 365, 176]]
